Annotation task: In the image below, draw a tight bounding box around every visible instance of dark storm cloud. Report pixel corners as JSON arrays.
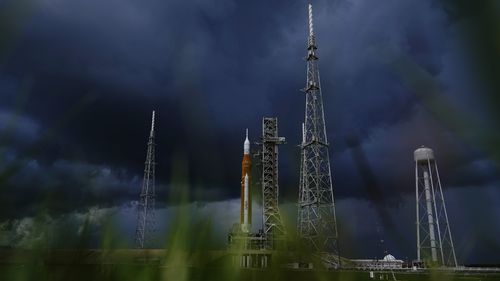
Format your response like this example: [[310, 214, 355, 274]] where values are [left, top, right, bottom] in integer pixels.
[[0, 0, 499, 259], [332, 107, 500, 202], [0, 151, 143, 219], [0, 0, 306, 209], [0, 109, 40, 143]]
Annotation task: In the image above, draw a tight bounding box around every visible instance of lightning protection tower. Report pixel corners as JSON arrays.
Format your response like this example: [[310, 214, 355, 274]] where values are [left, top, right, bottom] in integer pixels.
[[135, 111, 157, 249], [415, 146, 457, 267], [261, 117, 286, 249], [297, 3, 340, 264]]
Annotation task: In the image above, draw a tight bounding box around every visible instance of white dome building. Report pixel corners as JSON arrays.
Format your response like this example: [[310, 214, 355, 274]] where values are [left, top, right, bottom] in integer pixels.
[[383, 254, 396, 261]]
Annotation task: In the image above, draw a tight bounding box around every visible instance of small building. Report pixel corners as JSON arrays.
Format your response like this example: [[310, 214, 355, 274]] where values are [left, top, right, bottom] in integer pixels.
[[350, 254, 404, 270]]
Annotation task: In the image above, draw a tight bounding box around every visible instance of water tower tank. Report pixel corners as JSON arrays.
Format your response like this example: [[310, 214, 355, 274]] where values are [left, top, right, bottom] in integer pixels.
[[414, 146, 435, 163]]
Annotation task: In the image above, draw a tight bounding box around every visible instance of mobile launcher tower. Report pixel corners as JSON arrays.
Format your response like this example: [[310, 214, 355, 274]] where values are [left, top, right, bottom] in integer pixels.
[[261, 117, 286, 250], [414, 146, 457, 268]]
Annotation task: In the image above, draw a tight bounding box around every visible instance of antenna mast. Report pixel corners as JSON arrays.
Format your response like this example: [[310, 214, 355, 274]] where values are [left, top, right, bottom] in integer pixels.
[[297, 3, 340, 267], [135, 110, 157, 248]]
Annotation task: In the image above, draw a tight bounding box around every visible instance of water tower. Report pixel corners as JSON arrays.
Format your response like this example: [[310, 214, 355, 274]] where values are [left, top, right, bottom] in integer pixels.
[[414, 146, 457, 267]]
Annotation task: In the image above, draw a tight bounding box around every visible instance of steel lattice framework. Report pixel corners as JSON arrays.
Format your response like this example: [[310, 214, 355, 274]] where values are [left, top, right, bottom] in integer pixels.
[[261, 117, 286, 249], [135, 111, 156, 249], [297, 3, 339, 261], [415, 146, 457, 267]]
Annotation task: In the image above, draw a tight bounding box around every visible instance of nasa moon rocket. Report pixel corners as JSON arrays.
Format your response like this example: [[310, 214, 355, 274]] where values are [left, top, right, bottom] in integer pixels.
[[240, 129, 252, 233]]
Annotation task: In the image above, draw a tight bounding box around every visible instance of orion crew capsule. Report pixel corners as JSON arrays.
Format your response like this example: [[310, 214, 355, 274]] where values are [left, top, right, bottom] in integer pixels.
[[240, 129, 252, 233]]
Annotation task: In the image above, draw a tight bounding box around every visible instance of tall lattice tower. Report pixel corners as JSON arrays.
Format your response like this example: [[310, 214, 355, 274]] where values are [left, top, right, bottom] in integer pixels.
[[297, 3, 339, 262], [261, 117, 286, 249], [135, 111, 156, 249], [415, 146, 457, 267]]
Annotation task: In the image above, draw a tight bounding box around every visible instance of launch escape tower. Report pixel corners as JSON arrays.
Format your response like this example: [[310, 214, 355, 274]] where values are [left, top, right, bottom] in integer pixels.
[[415, 146, 457, 267], [135, 111, 157, 249], [261, 117, 286, 249], [297, 3, 340, 263]]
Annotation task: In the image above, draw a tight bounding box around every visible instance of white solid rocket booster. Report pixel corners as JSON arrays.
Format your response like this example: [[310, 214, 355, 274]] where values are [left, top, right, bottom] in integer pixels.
[[242, 174, 249, 232]]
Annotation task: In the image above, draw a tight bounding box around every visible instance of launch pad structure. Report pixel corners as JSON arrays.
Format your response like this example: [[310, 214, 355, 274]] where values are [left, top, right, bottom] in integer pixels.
[[227, 117, 288, 268]]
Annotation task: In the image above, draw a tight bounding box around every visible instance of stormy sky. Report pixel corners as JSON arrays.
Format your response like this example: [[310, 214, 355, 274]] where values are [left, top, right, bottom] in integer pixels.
[[0, 0, 499, 264]]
